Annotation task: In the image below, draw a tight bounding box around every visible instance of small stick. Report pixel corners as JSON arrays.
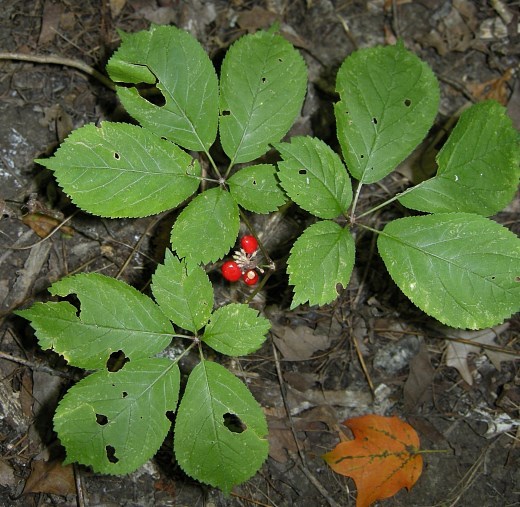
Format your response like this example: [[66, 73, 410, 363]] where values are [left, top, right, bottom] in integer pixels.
[[0, 52, 115, 90]]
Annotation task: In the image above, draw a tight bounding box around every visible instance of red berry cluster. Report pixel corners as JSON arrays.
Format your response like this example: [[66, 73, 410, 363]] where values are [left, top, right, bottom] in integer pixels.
[[221, 235, 260, 286]]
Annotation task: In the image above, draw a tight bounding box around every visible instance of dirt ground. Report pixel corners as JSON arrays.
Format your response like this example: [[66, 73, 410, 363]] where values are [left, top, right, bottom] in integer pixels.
[[0, 1, 519, 506]]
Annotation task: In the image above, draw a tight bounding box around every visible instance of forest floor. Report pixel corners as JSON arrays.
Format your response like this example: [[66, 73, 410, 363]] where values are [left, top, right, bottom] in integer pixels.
[[0, 1, 519, 506]]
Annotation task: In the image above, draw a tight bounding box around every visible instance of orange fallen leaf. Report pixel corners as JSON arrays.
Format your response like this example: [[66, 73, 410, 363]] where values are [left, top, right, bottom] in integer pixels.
[[323, 414, 423, 507]]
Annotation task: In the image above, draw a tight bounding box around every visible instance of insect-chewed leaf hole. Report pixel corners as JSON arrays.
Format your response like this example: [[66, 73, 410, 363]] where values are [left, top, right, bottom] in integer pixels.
[[136, 84, 166, 106], [106, 350, 130, 372], [96, 413, 108, 425], [105, 445, 119, 464], [261, 76, 266, 83], [515, 276, 520, 282], [113, 152, 120, 160], [222, 110, 230, 116], [252, 179, 257, 185], [298, 169, 307, 175], [360, 154, 365, 159], [372, 117, 378, 125], [122, 391, 128, 398], [223, 412, 247, 433], [404, 98, 412, 107]]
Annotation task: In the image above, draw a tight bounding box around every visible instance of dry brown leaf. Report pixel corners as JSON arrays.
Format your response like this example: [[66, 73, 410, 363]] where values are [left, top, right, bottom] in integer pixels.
[[110, 0, 127, 18], [445, 324, 515, 385], [38, 1, 64, 46], [237, 6, 278, 31], [22, 213, 74, 239], [466, 68, 514, 105], [403, 342, 434, 411], [23, 460, 75, 496], [272, 324, 331, 361]]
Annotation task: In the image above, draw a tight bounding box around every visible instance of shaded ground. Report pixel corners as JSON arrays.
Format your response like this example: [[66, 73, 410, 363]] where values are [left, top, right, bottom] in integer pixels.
[[0, 1, 519, 506]]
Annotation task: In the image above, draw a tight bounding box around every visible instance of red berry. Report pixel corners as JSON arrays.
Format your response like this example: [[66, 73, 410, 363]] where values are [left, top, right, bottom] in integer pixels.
[[221, 261, 242, 282], [242, 269, 259, 286], [240, 235, 258, 255]]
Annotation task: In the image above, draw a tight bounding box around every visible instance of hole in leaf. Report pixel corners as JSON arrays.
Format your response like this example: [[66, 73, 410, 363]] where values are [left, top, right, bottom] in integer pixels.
[[137, 85, 166, 107], [261, 77, 266, 83], [122, 391, 128, 398], [105, 445, 119, 464], [404, 98, 412, 107], [372, 117, 378, 125], [278, 58, 283, 62], [298, 169, 307, 175], [252, 179, 257, 185], [106, 350, 129, 372], [114, 152, 120, 160], [222, 110, 230, 116], [96, 413, 108, 425], [359, 154, 364, 159], [515, 276, 520, 282], [223, 413, 247, 433]]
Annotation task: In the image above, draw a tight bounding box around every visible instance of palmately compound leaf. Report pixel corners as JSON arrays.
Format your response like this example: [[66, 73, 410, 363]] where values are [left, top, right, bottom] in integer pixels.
[[219, 30, 307, 164], [398, 100, 520, 216], [16, 274, 173, 370], [335, 41, 439, 184], [227, 164, 286, 214], [54, 358, 180, 475], [202, 304, 270, 356], [275, 136, 352, 219], [106, 25, 218, 152], [377, 213, 520, 330], [288, 221, 355, 309], [170, 187, 239, 268], [36, 122, 200, 218], [174, 360, 268, 494], [151, 251, 213, 333]]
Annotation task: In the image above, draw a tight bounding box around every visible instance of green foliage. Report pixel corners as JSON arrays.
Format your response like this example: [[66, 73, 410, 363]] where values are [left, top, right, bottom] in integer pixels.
[[219, 29, 307, 164], [287, 221, 355, 309], [20, 23, 520, 494], [335, 40, 440, 184], [378, 213, 520, 329], [36, 122, 201, 218], [106, 25, 218, 152], [398, 100, 520, 215], [17, 260, 270, 489], [174, 360, 268, 493]]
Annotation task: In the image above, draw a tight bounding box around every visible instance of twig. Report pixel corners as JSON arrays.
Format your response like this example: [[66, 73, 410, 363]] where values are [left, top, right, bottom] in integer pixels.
[[0, 350, 77, 379], [297, 464, 342, 507], [0, 52, 115, 90], [73, 463, 86, 507]]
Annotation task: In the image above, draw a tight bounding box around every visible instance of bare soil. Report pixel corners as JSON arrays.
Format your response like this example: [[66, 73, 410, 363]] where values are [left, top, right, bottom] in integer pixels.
[[0, 1, 519, 506]]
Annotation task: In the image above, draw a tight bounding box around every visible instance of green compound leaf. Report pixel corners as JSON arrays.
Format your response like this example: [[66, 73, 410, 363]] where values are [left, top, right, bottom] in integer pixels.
[[219, 30, 307, 164], [174, 360, 268, 494], [399, 100, 520, 216], [16, 274, 173, 370], [335, 41, 439, 184], [202, 304, 270, 356], [106, 25, 218, 152], [54, 358, 180, 475], [151, 251, 213, 333], [227, 164, 286, 214], [275, 136, 352, 219], [170, 187, 239, 268], [377, 213, 520, 330], [288, 221, 355, 309], [36, 122, 200, 218]]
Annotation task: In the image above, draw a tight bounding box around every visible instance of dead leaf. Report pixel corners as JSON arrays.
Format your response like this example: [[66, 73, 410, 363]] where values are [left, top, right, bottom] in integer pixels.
[[237, 6, 278, 31], [403, 342, 434, 411], [466, 68, 514, 105], [109, 0, 127, 18], [22, 213, 74, 239], [323, 415, 423, 507], [23, 460, 75, 496], [38, 1, 64, 45], [272, 324, 331, 361], [0, 459, 16, 487], [445, 324, 514, 385]]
